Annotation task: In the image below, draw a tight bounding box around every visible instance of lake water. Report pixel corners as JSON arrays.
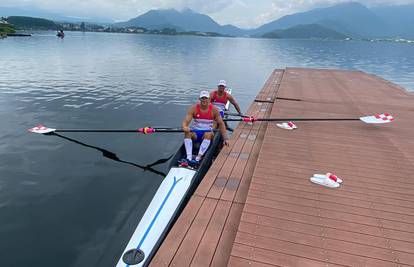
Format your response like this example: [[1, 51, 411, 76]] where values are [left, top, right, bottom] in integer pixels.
[[0, 31, 413, 266]]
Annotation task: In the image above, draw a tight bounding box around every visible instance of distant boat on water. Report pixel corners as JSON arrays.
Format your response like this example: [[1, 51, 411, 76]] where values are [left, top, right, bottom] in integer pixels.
[[57, 30, 65, 38]]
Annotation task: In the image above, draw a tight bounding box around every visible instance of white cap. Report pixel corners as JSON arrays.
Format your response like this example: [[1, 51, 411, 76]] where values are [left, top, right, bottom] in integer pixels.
[[199, 90, 210, 98], [218, 80, 227, 87]]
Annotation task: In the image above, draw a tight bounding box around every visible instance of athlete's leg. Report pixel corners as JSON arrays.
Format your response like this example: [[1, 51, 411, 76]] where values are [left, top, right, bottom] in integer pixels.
[[196, 132, 214, 161], [184, 132, 196, 161]]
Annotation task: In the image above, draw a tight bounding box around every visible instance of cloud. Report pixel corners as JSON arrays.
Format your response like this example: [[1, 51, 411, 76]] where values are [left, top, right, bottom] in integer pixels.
[[247, 0, 414, 28]]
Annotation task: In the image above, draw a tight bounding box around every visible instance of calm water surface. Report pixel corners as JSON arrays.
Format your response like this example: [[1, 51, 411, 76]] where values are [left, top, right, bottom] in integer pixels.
[[0, 31, 413, 266]]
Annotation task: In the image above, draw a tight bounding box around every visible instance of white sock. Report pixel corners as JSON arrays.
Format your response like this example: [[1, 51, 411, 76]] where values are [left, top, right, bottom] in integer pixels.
[[184, 138, 193, 161], [196, 139, 211, 161]]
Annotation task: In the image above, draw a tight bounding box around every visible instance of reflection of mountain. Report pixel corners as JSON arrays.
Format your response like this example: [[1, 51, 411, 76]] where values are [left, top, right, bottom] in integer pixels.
[[115, 8, 246, 36], [262, 24, 348, 40]]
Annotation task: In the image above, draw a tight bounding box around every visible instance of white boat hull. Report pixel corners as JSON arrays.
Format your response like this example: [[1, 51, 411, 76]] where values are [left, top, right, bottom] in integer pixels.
[[116, 167, 195, 267]]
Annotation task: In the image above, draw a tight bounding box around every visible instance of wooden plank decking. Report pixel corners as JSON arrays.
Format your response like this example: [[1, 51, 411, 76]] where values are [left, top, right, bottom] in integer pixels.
[[151, 68, 414, 267]]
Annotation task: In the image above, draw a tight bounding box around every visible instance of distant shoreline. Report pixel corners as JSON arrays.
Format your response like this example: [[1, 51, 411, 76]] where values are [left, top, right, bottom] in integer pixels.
[[52, 30, 414, 44], [3, 28, 414, 45], [6, 32, 31, 36], [3, 14, 414, 43]]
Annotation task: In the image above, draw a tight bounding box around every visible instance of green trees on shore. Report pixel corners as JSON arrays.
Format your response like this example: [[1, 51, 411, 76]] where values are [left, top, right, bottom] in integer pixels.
[[5, 16, 57, 30], [0, 19, 16, 34]]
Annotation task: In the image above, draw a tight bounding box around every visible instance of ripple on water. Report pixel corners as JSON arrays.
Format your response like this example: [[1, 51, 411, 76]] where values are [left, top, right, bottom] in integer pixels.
[[20, 181, 39, 186]]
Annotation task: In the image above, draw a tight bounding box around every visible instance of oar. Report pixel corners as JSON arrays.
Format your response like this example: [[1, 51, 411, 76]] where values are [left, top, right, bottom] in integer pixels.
[[28, 125, 215, 135], [254, 97, 302, 103], [223, 113, 395, 124], [224, 112, 249, 118], [146, 154, 174, 168]]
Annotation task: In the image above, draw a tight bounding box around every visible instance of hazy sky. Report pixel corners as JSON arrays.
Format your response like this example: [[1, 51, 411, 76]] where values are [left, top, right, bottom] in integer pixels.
[[1, 0, 414, 28]]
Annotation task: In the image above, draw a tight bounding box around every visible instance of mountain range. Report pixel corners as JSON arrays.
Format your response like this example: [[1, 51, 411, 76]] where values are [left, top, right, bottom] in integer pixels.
[[114, 8, 246, 36], [254, 2, 385, 37], [2, 2, 414, 38], [262, 24, 349, 40], [254, 2, 414, 38]]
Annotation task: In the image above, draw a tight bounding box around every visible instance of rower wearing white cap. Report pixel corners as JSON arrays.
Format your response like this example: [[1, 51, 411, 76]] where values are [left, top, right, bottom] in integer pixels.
[[180, 90, 229, 168], [210, 80, 242, 117]]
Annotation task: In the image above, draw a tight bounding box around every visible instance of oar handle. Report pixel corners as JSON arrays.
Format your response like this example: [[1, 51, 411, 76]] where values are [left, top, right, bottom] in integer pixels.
[[224, 116, 257, 122], [138, 127, 215, 134], [139, 127, 156, 134], [138, 127, 186, 134]]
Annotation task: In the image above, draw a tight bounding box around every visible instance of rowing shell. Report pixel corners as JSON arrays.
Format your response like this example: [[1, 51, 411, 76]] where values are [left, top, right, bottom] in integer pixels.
[[116, 89, 231, 266]]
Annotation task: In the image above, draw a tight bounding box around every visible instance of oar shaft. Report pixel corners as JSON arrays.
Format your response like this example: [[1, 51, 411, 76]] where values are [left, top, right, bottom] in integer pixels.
[[54, 129, 185, 133], [224, 118, 360, 122], [224, 112, 249, 117], [53, 128, 214, 133], [55, 129, 139, 133], [265, 118, 359, 122]]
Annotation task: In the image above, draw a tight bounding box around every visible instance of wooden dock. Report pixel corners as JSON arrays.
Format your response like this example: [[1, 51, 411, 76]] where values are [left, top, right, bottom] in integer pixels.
[[151, 68, 414, 266]]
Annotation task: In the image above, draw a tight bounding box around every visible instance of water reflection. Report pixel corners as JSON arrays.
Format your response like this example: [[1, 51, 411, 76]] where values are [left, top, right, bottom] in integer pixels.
[[50, 132, 168, 177]]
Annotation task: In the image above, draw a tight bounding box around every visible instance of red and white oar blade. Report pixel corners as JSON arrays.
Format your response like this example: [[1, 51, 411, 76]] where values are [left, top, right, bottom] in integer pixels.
[[28, 124, 56, 134], [360, 113, 394, 124]]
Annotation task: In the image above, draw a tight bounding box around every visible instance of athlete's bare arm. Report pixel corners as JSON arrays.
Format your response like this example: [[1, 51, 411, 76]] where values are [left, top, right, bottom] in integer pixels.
[[182, 105, 195, 133], [212, 106, 229, 146], [228, 94, 242, 114]]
